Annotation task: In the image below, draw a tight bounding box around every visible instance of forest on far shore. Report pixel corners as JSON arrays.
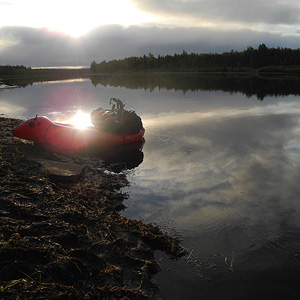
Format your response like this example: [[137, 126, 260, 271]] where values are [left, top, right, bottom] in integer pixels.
[[3, 44, 300, 76], [91, 44, 300, 74], [0, 66, 89, 77]]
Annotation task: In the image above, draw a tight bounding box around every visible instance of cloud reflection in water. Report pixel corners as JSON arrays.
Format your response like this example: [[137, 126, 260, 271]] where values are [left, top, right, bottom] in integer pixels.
[[124, 105, 300, 271]]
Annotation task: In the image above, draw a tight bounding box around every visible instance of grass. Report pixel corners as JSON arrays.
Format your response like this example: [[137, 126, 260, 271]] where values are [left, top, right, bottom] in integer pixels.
[[0, 232, 22, 251], [0, 279, 25, 292]]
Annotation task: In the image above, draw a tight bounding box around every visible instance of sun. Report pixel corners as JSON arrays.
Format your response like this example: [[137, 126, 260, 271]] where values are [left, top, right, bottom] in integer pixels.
[[60, 0, 156, 37], [67, 111, 93, 129], [0, 0, 156, 38]]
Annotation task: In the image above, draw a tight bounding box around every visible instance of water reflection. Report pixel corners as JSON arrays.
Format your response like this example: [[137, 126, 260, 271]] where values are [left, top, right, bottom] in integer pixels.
[[2, 74, 300, 298], [127, 108, 300, 228], [3, 73, 300, 100], [100, 140, 145, 173], [0, 100, 26, 115], [123, 103, 300, 297], [41, 139, 145, 172], [90, 73, 300, 100]]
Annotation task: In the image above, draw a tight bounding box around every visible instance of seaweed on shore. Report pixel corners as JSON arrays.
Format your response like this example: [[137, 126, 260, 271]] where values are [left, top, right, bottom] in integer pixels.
[[0, 117, 186, 299]]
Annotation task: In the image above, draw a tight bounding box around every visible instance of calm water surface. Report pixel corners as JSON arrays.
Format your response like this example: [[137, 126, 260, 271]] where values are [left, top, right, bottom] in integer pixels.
[[2, 75, 300, 299]]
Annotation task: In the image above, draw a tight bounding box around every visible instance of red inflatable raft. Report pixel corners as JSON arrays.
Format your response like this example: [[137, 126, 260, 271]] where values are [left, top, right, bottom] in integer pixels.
[[12, 115, 145, 154]]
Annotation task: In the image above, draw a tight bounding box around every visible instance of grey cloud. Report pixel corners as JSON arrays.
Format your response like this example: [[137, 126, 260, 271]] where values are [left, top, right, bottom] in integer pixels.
[[131, 0, 300, 25], [1, 24, 300, 67], [0, 26, 84, 66]]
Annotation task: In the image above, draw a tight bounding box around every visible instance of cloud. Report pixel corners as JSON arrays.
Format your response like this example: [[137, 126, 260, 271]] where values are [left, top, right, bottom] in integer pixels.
[[0, 2, 12, 6], [1, 24, 300, 67], [126, 108, 300, 236], [131, 0, 300, 26], [0, 26, 86, 66]]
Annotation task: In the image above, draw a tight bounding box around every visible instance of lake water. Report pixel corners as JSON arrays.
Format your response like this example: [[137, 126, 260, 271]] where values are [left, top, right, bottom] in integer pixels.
[[2, 74, 300, 299]]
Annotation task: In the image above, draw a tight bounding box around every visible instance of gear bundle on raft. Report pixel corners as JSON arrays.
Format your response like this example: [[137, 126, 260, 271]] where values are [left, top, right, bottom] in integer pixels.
[[91, 98, 143, 134], [12, 98, 145, 154]]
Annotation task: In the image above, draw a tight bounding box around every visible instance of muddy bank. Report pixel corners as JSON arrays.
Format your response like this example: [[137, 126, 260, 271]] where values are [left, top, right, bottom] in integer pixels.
[[0, 117, 186, 299]]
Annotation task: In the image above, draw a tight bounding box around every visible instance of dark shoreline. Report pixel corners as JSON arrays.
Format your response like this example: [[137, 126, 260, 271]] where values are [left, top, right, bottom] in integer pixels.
[[0, 117, 186, 299]]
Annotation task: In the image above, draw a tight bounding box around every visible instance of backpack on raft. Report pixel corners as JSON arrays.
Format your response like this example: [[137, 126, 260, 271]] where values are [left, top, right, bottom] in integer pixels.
[[90, 98, 143, 134]]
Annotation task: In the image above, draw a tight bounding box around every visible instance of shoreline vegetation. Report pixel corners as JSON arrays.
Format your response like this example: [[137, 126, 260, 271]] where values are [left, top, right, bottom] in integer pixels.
[[2, 45, 300, 81], [0, 117, 186, 299], [0, 67, 90, 86], [90, 44, 300, 74]]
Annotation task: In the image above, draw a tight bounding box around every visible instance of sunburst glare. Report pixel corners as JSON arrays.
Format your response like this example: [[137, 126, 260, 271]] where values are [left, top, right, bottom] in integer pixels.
[[66, 111, 93, 129]]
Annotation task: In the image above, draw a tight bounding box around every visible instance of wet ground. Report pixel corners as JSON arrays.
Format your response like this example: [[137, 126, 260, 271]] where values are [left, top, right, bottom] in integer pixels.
[[0, 117, 186, 299]]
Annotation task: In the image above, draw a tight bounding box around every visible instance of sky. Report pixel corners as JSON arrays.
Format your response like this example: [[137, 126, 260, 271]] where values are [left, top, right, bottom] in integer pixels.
[[1, 0, 300, 67]]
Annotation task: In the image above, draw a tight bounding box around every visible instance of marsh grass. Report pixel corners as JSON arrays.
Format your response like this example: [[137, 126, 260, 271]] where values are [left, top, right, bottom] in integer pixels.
[[0, 233, 22, 250], [43, 167, 49, 189], [19, 270, 44, 291], [0, 279, 25, 292]]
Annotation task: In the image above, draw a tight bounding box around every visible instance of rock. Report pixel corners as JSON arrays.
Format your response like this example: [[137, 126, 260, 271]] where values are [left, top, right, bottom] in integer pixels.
[[34, 158, 84, 183]]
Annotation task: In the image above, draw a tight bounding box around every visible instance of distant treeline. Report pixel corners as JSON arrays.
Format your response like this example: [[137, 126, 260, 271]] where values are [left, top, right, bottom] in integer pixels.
[[0, 65, 31, 76], [91, 44, 300, 73], [0, 65, 90, 85], [0, 65, 89, 78]]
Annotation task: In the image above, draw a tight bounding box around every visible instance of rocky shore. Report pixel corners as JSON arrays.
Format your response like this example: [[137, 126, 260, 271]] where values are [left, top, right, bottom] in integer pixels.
[[0, 117, 186, 299]]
